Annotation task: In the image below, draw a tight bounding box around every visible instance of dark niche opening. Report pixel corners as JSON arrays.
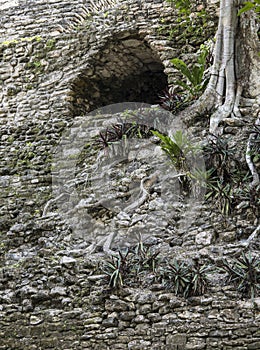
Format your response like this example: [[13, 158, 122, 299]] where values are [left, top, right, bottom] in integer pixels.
[[69, 35, 168, 116]]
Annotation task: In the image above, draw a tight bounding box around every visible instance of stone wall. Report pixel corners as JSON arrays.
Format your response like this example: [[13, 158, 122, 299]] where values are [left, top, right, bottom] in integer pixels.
[[0, 0, 259, 349]]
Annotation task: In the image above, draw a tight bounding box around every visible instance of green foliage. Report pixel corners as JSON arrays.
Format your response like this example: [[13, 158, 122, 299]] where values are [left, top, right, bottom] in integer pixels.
[[101, 249, 258, 300], [206, 180, 233, 216], [164, 259, 191, 297], [202, 133, 260, 216], [238, 0, 260, 16], [171, 46, 209, 99], [103, 251, 130, 289], [152, 130, 201, 196], [203, 135, 237, 182], [132, 236, 160, 274], [152, 130, 199, 172], [166, 0, 191, 14], [160, 258, 211, 297], [102, 236, 161, 290], [0, 35, 41, 48], [45, 39, 56, 51], [221, 253, 260, 299], [190, 259, 211, 296]]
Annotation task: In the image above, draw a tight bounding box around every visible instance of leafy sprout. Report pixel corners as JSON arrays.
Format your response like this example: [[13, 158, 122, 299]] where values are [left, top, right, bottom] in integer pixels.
[[171, 45, 209, 99]]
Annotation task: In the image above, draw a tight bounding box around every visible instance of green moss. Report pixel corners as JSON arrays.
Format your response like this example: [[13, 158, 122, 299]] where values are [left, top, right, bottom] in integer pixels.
[[45, 39, 56, 51], [0, 35, 42, 48]]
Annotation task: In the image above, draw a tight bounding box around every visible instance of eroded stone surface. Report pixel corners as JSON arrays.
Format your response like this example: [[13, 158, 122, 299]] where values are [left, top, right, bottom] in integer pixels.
[[0, 0, 259, 349]]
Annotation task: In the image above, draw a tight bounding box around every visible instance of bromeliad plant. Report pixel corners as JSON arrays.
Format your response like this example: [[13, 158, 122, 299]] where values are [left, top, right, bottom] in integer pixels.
[[158, 88, 187, 113], [160, 258, 211, 298], [102, 250, 131, 289], [152, 130, 199, 171], [205, 180, 234, 216], [96, 121, 153, 149], [163, 259, 191, 297], [203, 134, 238, 182], [190, 258, 211, 296], [102, 239, 161, 289], [221, 253, 260, 299]]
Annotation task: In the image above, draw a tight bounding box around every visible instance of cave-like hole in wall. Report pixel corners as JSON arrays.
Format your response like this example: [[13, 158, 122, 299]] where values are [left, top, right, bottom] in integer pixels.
[[69, 36, 168, 116]]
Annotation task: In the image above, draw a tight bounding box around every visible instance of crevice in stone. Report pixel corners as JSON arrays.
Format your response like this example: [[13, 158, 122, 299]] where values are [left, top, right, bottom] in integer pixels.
[[69, 34, 168, 115]]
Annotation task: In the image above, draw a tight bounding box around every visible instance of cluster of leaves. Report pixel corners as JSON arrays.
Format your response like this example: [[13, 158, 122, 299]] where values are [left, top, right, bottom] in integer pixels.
[[171, 45, 210, 100], [203, 135, 238, 182], [160, 258, 210, 297], [221, 253, 260, 299], [238, 0, 260, 17], [96, 121, 153, 148], [158, 88, 187, 113], [152, 130, 201, 196], [202, 135, 235, 215], [203, 133, 260, 216], [159, 46, 211, 113], [102, 248, 259, 300], [102, 246, 211, 297], [102, 237, 160, 289], [166, 0, 191, 14], [152, 130, 197, 171]]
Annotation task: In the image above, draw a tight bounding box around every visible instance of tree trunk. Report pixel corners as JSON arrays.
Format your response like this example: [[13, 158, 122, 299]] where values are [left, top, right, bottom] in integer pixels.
[[181, 0, 259, 134]]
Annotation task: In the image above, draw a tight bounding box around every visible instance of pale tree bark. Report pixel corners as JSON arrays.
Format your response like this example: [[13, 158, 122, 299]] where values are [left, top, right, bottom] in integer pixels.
[[180, 0, 259, 244], [182, 0, 259, 133]]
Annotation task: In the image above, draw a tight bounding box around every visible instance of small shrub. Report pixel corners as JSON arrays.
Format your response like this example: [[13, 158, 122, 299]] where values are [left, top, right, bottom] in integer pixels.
[[160, 258, 211, 298], [221, 253, 260, 299], [158, 88, 187, 113], [171, 45, 209, 99], [102, 250, 131, 289]]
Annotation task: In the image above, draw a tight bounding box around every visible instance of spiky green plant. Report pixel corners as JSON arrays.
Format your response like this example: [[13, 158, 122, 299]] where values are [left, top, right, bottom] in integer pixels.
[[103, 250, 130, 289], [158, 88, 186, 113], [190, 259, 211, 296], [152, 130, 199, 171], [161, 259, 191, 297], [221, 253, 260, 299], [205, 180, 233, 216]]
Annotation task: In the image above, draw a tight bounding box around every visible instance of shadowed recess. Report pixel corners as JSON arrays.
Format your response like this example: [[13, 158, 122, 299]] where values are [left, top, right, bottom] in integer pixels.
[[69, 34, 168, 115]]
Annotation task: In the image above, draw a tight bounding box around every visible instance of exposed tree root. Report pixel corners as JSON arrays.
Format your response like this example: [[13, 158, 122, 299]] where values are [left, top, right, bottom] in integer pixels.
[[42, 193, 69, 217], [245, 113, 260, 189], [242, 223, 260, 246], [90, 171, 160, 254], [181, 0, 247, 134]]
